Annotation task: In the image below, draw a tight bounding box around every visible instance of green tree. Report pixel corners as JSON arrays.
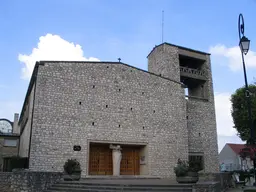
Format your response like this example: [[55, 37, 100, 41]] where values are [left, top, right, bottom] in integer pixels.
[[231, 83, 256, 141]]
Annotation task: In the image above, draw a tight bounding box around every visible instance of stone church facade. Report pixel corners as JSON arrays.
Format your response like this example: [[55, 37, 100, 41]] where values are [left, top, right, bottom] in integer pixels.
[[18, 43, 219, 178]]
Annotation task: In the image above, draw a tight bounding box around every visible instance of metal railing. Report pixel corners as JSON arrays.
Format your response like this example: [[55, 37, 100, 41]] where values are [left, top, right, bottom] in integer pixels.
[[180, 66, 207, 78]]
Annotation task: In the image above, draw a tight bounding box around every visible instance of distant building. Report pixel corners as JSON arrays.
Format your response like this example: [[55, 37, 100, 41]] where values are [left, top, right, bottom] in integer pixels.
[[219, 143, 253, 171], [0, 114, 20, 171], [17, 43, 219, 178]]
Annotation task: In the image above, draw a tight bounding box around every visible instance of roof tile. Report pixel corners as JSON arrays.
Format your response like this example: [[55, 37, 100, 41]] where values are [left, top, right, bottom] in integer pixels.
[[227, 143, 248, 154]]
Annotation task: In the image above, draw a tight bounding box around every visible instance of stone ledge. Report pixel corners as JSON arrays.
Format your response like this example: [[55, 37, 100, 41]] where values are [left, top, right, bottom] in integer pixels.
[[0, 172, 12, 192], [192, 181, 221, 192], [1, 171, 63, 192]]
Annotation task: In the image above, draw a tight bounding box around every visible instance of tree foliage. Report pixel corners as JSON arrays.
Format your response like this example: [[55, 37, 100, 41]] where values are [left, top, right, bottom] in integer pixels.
[[231, 83, 256, 141]]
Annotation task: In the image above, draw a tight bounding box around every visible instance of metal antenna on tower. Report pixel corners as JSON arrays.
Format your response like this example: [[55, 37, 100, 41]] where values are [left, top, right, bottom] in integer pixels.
[[162, 10, 164, 43]]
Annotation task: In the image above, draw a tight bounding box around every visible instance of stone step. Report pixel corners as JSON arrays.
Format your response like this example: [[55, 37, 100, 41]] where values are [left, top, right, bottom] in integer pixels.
[[46, 187, 192, 192], [56, 181, 192, 187], [51, 184, 192, 191], [81, 176, 161, 180], [46, 190, 191, 192], [45, 179, 193, 192]]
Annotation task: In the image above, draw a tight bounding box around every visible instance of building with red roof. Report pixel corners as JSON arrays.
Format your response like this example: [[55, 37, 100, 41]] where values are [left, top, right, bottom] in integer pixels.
[[219, 143, 253, 171]]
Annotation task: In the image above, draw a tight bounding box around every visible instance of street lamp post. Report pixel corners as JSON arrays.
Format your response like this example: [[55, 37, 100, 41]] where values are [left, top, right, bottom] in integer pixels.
[[238, 13, 255, 185]]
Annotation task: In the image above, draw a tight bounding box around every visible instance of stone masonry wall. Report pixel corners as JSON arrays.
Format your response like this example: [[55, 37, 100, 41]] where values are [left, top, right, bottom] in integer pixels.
[[11, 171, 62, 192], [148, 44, 180, 82], [148, 44, 219, 173], [193, 181, 221, 192], [0, 172, 12, 192], [29, 61, 188, 178], [19, 85, 35, 158], [200, 172, 233, 191], [187, 55, 219, 173], [0, 171, 62, 192]]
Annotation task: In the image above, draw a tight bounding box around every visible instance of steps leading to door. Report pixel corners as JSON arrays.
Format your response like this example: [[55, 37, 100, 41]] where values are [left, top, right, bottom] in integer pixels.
[[45, 179, 193, 192], [83, 175, 161, 179]]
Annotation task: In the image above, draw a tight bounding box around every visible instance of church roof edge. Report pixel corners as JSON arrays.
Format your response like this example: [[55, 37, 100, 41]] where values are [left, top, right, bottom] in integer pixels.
[[38, 60, 183, 86], [147, 42, 211, 58]]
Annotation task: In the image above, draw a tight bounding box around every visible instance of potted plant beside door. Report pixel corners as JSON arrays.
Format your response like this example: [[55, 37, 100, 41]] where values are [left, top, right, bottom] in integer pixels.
[[63, 159, 82, 181], [174, 159, 189, 183], [174, 158, 199, 183], [187, 159, 202, 183]]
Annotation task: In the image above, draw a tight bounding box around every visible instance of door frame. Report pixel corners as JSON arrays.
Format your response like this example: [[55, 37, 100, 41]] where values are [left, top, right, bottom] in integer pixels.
[[87, 140, 148, 176]]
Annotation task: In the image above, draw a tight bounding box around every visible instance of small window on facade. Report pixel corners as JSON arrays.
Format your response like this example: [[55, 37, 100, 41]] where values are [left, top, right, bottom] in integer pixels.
[[4, 139, 17, 147], [189, 154, 204, 171]]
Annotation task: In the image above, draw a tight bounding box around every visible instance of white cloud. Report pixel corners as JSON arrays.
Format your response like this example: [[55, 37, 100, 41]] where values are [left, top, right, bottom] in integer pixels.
[[214, 92, 245, 152], [215, 92, 236, 136], [18, 33, 100, 79], [209, 44, 256, 71], [209, 44, 249, 151]]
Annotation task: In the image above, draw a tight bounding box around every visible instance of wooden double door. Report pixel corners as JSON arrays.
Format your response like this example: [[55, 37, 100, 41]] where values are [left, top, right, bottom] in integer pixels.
[[89, 144, 113, 175], [89, 144, 140, 175], [120, 146, 140, 175]]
